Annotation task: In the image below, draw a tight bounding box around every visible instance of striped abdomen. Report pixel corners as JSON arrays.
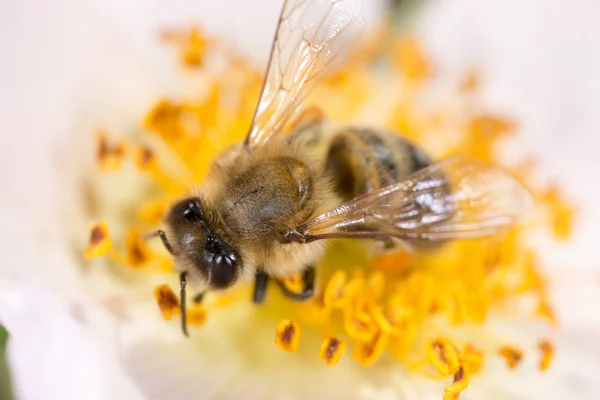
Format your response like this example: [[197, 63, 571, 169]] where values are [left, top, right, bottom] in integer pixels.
[[324, 127, 431, 201]]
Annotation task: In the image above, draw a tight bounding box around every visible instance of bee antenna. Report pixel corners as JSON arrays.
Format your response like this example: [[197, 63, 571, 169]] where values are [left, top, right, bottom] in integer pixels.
[[145, 230, 174, 254], [180, 271, 189, 337]]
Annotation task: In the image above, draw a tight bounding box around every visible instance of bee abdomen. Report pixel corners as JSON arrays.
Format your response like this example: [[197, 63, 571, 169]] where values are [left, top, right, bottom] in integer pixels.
[[325, 127, 431, 201]]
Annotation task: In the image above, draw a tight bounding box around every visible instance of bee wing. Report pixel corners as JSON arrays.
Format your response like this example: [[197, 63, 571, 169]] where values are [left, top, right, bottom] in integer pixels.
[[244, 0, 364, 148], [292, 156, 533, 242]]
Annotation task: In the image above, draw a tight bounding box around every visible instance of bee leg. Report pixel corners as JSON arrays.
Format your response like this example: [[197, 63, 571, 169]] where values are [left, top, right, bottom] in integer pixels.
[[193, 292, 205, 304], [276, 266, 315, 301], [253, 269, 269, 304]]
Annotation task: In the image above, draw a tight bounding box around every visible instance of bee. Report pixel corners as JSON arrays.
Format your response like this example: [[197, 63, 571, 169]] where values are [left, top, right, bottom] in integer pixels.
[[148, 0, 532, 336]]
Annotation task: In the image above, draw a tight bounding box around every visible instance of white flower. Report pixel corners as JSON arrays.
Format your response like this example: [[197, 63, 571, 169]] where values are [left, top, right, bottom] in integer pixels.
[[1, 0, 600, 399]]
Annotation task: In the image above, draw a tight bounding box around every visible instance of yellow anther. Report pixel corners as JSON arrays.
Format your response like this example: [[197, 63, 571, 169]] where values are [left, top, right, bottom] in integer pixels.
[[96, 132, 125, 171], [134, 146, 156, 170], [319, 337, 347, 366], [497, 346, 524, 369], [371, 306, 393, 334], [538, 340, 554, 372], [84, 222, 111, 259], [125, 228, 153, 267], [352, 331, 389, 367], [275, 320, 301, 354], [395, 37, 430, 82], [426, 338, 460, 376], [153, 284, 180, 320], [323, 270, 349, 308], [444, 364, 470, 395], [458, 344, 483, 375], [139, 200, 168, 225], [282, 272, 304, 295], [186, 306, 208, 326]]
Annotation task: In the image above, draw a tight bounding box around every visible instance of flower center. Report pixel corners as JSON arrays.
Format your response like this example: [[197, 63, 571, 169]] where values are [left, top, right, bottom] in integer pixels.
[[84, 27, 569, 399]]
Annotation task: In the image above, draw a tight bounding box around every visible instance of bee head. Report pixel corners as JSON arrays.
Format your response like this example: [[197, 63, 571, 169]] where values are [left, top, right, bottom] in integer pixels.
[[164, 197, 241, 290]]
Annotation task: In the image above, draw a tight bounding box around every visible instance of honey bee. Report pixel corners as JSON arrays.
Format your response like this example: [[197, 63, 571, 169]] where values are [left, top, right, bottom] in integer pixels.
[[148, 0, 532, 336]]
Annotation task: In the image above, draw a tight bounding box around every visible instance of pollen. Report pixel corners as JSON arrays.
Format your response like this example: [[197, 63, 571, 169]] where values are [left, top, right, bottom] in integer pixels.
[[84, 222, 111, 259], [186, 306, 208, 326], [154, 284, 180, 320], [542, 184, 577, 241], [426, 338, 460, 377], [497, 346, 524, 369], [538, 340, 554, 372], [281, 272, 305, 295], [96, 132, 125, 171], [135, 146, 157, 170], [394, 37, 430, 82], [161, 27, 209, 67], [323, 270, 350, 308], [319, 337, 347, 366], [125, 228, 153, 267], [444, 364, 470, 395], [139, 199, 168, 225], [352, 331, 389, 367], [275, 320, 301, 354], [88, 23, 570, 399]]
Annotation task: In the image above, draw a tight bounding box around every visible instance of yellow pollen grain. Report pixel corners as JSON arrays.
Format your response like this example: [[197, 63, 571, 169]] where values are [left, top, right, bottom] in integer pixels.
[[542, 184, 576, 240], [536, 297, 558, 326], [96, 131, 125, 171], [538, 340, 554, 372], [371, 306, 393, 334], [275, 320, 301, 354], [460, 69, 480, 93], [153, 284, 180, 320], [497, 346, 524, 369], [125, 228, 152, 267], [186, 306, 208, 326], [444, 364, 470, 394], [371, 250, 413, 275], [394, 37, 430, 82], [442, 394, 460, 400], [134, 146, 156, 170], [161, 27, 209, 68], [319, 337, 347, 366], [323, 270, 348, 308], [426, 338, 460, 377], [352, 331, 388, 367], [282, 272, 304, 295], [343, 303, 378, 342], [458, 344, 483, 375], [139, 199, 168, 225], [84, 222, 111, 259]]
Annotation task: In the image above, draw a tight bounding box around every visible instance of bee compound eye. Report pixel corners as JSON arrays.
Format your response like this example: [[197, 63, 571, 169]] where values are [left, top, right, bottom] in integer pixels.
[[208, 251, 240, 289], [183, 201, 201, 222]]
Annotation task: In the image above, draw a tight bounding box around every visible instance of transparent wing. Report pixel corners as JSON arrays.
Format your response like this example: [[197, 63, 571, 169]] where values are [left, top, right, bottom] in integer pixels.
[[290, 156, 533, 243], [244, 0, 364, 148]]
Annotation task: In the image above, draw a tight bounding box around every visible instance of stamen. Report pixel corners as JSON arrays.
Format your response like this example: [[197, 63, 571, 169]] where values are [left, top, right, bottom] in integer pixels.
[[352, 331, 389, 367], [444, 364, 470, 395], [323, 270, 349, 308], [319, 337, 347, 366], [84, 222, 111, 259], [497, 346, 524, 369], [538, 340, 554, 372], [154, 285, 179, 320], [281, 272, 304, 295], [426, 338, 460, 377], [275, 320, 301, 354], [96, 132, 125, 171], [125, 229, 152, 267]]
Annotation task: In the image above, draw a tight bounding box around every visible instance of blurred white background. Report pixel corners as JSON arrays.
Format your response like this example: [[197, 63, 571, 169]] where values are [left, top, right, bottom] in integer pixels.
[[1, 0, 600, 399]]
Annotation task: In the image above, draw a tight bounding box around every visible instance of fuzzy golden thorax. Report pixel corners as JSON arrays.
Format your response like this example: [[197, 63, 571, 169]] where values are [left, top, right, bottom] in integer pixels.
[[165, 137, 340, 291]]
